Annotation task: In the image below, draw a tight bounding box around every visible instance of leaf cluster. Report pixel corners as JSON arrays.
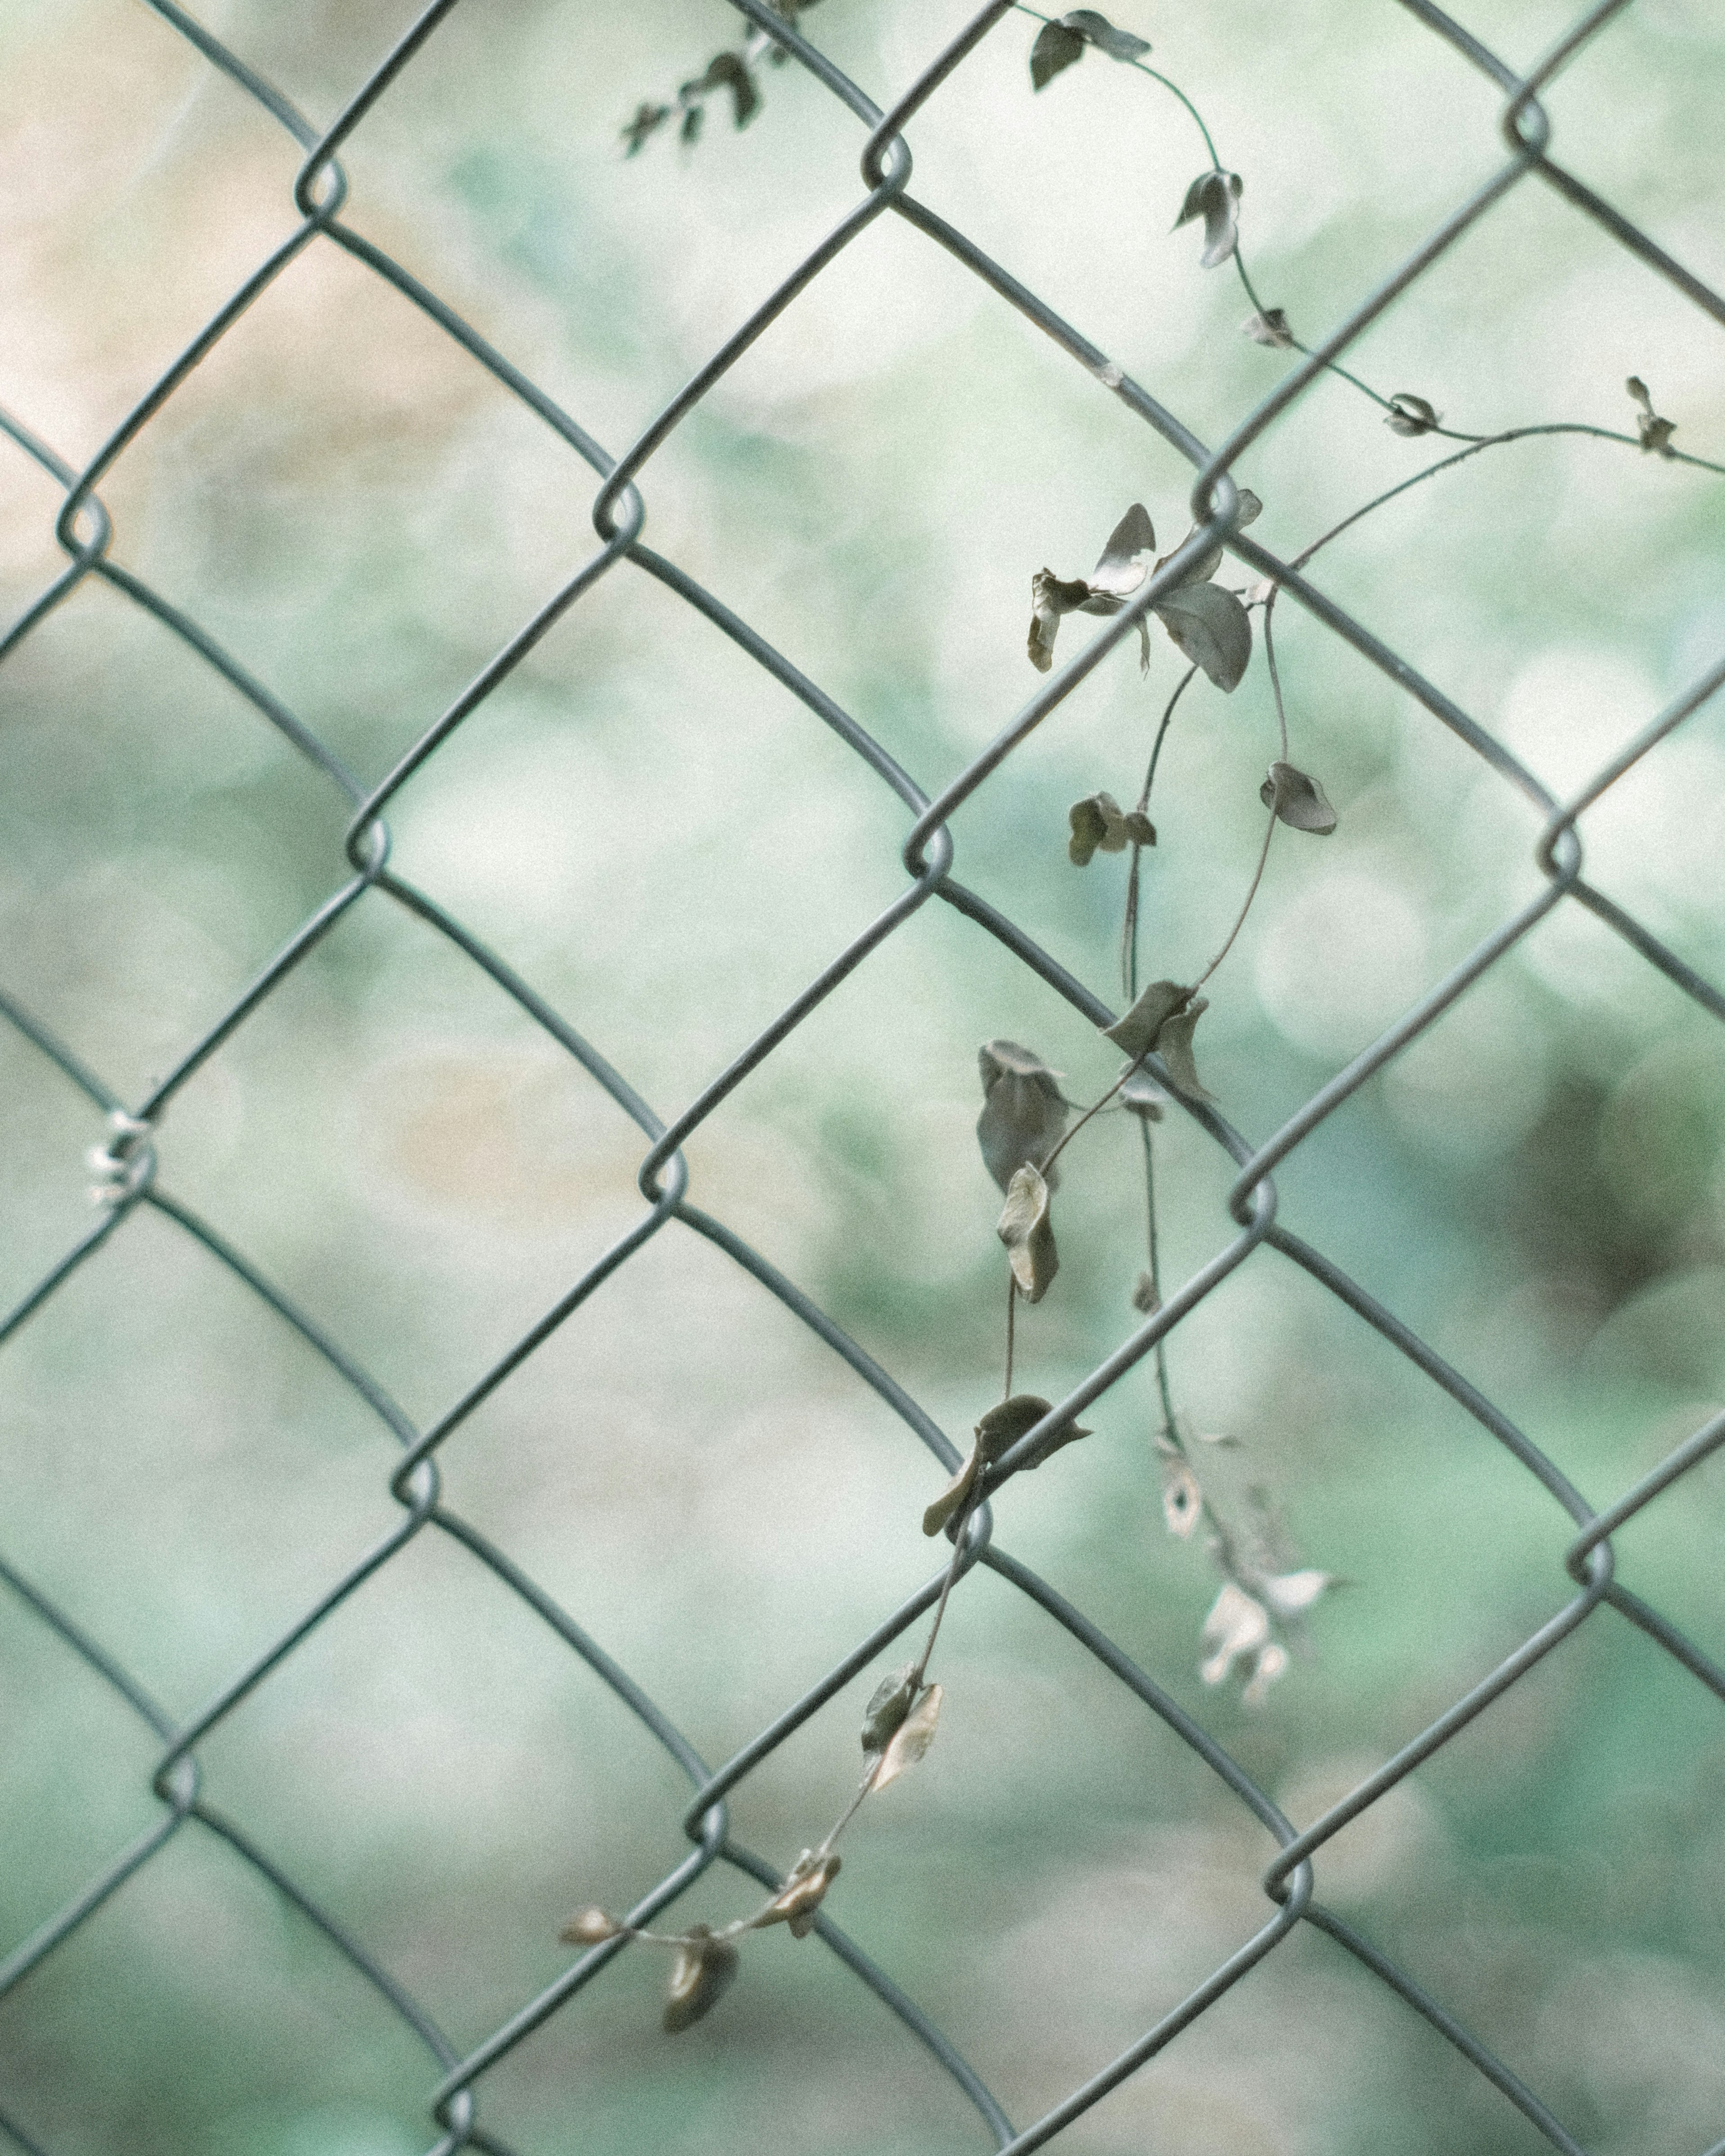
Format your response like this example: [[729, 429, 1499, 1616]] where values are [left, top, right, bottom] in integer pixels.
[[1027, 499, 1260, 690]]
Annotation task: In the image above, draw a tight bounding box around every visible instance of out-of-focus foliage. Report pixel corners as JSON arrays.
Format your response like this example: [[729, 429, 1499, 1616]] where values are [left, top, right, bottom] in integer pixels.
[[1, 1, 1723, 2152]]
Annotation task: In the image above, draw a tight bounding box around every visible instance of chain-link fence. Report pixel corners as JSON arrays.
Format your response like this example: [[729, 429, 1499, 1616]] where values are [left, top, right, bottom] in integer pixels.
[[3, 1, 1724, 2151]]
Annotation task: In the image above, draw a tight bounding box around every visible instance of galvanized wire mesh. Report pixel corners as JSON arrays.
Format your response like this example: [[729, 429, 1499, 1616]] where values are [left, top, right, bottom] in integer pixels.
[[2, 0, 1723, 2150]]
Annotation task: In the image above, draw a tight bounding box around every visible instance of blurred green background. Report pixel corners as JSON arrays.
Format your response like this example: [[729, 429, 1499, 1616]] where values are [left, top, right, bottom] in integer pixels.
[[2, 0, 1723, 2152]]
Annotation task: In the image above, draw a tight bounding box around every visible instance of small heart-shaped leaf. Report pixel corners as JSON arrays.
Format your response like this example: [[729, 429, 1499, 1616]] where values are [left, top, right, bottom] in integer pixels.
[[1243, 307, 1294, 347], [1260, 761, 1337, 835], [1088, 503, 1156, 597], [1103, 978, 1190, 1060], [1154, 580, 1252, 691], [1028, 567, 1092, 670], [874, 1683, 942, 1789], [1174, 169, 1243, 268], [921, 1447, 982, 1538], [1068, 791, 1126, 866], [975, 1392, 1092, 1471], [1030, 18, 1086, 87], [977, 1040, 1067, 1192], [861, 1662, 921, 1750], [1060, 9, 1150, 62], [997, 1164, 1057, 1302], [1155, 997, 1211, 1100], [663, 1927, 740, 2032], [757, 1851, 841, 1935]]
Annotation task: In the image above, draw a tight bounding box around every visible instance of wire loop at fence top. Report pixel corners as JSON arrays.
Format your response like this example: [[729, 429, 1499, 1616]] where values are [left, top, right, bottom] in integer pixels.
[[2, 0, 1723, 2152]]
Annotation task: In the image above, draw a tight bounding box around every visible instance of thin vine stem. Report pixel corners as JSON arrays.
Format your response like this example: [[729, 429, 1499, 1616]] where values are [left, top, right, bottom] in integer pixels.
[[1124, 662, 1200, 1002], [1191, 803, 1276, 993], [1138, 1117, 1178, 1440]]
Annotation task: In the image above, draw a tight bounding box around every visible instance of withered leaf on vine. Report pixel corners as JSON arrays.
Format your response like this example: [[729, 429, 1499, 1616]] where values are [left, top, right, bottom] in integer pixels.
[[561, 1907, 622, 1946], [1102, 978, 1190, 1061], [977, 1392, 1092, 1471], [1028, 570, 1093, 672], [861, 1662, 921, 1751], [1243, 307, 1294, 348], [1131, 1269, 1159, 1313], [1261, 761, 1337, 835], [1029, 18, 1085, 86], [1175, 169, 1243, 269], [1156, 998, 1211, 1100], [1028, 506, 1156, 675], [757, 1851, 841, 1938], [977, 1040, 1067, 1193], [998, 1164, 1058, 1301], [1173, 486, 1262, 590], [662, 1927, 740, 2032], [1627, 375, 1676, 455], [1061, 9, 1150, 60], [922, 1449, 982, 1539], [1030, 10, 1148, 88], [1385, 393, 1440, 437], [1069, 791, 1155, 865], [1154, 579, 1252, 692], [874, 1683, 942, 1789]]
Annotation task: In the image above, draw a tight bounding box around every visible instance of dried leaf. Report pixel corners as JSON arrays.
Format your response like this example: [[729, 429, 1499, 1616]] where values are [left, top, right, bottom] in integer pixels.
[[1200, 1581, 1271, 1685], [1068, 791, 1123, 866], [662, 1926, 739, 2032], [977, 1392, 1091, 1471], [860, 1662, 921, 1750], [1087, 504, 1155, 597], [1162, 1464, 1203, 1537], [921, 1447, 981, 1538], [1640, 414, 1677, 455], [1385, 392, 1440, 437], [1103, 978, 1190, 1060], [1122, 810, 1157, 846], [1154, 579, 1252, 691], [1262, 1568, 1332, 1617], [1174, 169, 1243, 269], [997, 1163, 1058, 1302], [1060, 9, 1150, 61], [1028, 568, 1092, 671], [1628, 377, 1677, 455], [874, 1683, 942, 1789], [560, 1907, 622, 1946], [1030, 17, 1086, 87], [1260, 760, 1337, 835], [1155, 996, 1211, 1100], [679, 102, 704, 146], [1243, 1641, 1289, 1704], [1172, 488, 1262, 590], [757, 1851, 840, 1936], [1131, 1270, 1160, 1313], [1243, 307, 1294, 348], [977, 1040, 1067, 1193]]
